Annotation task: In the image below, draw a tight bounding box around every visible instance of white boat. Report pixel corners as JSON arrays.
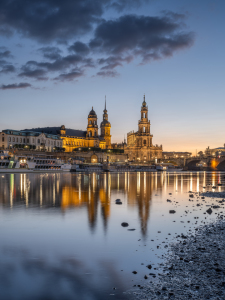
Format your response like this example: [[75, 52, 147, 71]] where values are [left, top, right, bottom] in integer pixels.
[[156, 164, 183, 172], [0, 151, 72, 173], [156, 165, 168, 171]]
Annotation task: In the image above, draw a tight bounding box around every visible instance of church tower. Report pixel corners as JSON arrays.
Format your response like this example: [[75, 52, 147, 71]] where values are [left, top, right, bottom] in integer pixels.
[[86, 107, 99, 147], [136, 95, 152, 147], [100, 97, 111, 149]]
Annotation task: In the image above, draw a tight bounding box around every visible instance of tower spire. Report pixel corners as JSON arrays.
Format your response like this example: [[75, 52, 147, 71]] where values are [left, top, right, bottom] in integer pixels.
[[105, 95, 106, 110]]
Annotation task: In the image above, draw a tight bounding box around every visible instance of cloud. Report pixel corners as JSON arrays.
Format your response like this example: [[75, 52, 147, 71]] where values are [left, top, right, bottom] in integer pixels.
[[0, 0, 147, 42], [19, 62, 48, 80], [96, 70, 119, 77], [69, 42, 90, 56], [90, 13, 195, 64], [0, 82, 32, 90], [19, 54, 94, 80], [0, 49, 12, 59], [38, 46, 62, 60], [0, 64, 15, 73], [98, 55, 133, 70], [54, 68, 84, 81]]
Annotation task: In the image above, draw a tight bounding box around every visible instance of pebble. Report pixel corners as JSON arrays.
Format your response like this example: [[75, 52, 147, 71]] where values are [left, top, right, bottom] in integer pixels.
[[127, 219, 225, 299]]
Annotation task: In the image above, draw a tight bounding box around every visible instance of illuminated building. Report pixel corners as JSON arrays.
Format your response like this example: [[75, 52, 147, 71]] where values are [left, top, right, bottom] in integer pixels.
[[23, 103, 111, 152], [0, 129, 62, 151], [125, 96, 163, 162]]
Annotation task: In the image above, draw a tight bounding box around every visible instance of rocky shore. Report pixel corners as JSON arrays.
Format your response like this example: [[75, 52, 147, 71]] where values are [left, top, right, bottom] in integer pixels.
[[127, 217, 225, 300]]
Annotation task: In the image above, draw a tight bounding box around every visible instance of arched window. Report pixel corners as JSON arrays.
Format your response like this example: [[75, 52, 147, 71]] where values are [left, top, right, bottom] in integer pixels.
[[89, 121, 91, 125], [89, 131, 91, 137], [143, 127, 145, 133], [143, 140, 146, 145], [143, 112, 145, 118]]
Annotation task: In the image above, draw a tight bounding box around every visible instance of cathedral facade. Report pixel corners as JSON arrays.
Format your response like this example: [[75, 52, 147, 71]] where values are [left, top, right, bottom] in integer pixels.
[[60, 103, 111, 152], [24, 102, 111, 152], [124, 96, 162, 162]]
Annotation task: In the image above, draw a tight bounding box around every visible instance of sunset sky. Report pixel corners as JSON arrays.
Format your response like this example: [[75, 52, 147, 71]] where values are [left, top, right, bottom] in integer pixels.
[[0, 0, 224, 154]]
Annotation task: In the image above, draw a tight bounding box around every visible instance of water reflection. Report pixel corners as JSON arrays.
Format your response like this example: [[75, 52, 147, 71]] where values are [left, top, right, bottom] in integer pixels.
[[0, 171, 224, 236]]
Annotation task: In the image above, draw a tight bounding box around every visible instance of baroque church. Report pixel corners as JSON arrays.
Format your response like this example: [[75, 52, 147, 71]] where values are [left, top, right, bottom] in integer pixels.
[[25, 101, 111, 152], [124, 96, 162, 162]]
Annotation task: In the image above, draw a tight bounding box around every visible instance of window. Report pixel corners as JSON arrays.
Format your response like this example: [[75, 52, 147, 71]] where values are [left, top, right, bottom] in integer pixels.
[[2, 137, 4, 142], [143, 113, 145, 118], [89, 132, 91, 137], [20, 138, 22, 143], [143, 127, 145, 133], [23, 138, 25, 143], [9, 137, 11, 142], [27, 139, 29, 143], [33, 138, 35, 143], [38, 139, 40, 144], [89, 121, 91, 124], [143, 140, 146, 145], [16, 138, 18, 142]]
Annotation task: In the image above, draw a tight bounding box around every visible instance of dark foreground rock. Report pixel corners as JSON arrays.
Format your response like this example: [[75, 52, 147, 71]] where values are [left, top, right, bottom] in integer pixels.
[[127, 219, 225, 300]]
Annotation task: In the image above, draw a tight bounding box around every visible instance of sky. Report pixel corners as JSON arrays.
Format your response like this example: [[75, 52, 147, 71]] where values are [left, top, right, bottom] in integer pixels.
[[0, 0, 225, 154]]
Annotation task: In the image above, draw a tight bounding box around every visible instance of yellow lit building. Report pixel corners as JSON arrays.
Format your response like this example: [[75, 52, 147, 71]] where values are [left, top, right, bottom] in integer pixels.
[[26, 103, 111, 152], [125, 96, 163, 162]]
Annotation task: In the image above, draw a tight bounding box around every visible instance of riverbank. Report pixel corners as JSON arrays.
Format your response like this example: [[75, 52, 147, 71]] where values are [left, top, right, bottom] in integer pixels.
[[127, 216, 225, 299]]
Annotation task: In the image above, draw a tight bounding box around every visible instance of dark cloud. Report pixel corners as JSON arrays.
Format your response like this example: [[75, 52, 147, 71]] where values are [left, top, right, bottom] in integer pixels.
[[54, 68, 84, 81], [98, 55, 133, 70], [90, 13, 195, 64], [0, 64, 15, 73], [0, 49, 12, 59], [96, 70, 119, 77], [0, 0, 146, 42], [19, 62, 48, 80], [69, 42, 90, 56], [19, 54, 94, 80], [38, 47, 62, 60], [0, 82, 32, 90]]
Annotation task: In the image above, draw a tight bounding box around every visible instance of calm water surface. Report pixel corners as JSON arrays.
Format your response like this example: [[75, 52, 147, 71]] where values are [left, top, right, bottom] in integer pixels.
[[0, 171, 224, 300]]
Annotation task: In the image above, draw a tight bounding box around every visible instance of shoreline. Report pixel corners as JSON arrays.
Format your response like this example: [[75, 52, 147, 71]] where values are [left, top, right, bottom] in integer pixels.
[[127, 217, 225, 299]]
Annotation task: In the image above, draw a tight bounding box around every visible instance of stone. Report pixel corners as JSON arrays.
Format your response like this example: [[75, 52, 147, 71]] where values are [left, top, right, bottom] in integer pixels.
[[121, 222, 129, 227], [206, 208, 213, 214], [115, 199, 122, 205]]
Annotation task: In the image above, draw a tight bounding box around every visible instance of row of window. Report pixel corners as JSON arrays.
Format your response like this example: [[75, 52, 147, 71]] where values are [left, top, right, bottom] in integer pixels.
[[89, 121, 97, 125], [7, 137, 61, 146], [65, 140, 84, 146]]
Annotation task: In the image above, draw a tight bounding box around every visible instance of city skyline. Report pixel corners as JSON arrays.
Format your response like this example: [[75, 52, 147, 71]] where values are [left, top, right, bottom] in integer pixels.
[[0, 0, 225, 154]]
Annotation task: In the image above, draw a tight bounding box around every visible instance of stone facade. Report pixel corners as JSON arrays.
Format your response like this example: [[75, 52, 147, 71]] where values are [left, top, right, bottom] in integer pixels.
[[0, 130, 62, 151], [124, 96, 162, 162], [23, 103, 112, 152]]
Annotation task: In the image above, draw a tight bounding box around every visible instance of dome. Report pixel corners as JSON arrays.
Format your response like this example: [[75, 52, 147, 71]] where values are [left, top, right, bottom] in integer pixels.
[[100, 119, 110, 127], [89, 107, 97, 116]]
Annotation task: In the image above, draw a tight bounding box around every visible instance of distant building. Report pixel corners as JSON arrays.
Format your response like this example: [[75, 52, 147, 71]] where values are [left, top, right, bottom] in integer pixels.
[[24, 102, 111, 152], [205, 145, 225, 157], [0, 129, 62, 151], [163, 152, 192, 159], [124, 96, 162, 162]]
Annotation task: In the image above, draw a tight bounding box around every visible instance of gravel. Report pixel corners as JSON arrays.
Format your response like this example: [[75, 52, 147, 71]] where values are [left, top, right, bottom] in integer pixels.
[[127, 217, 225, 300]]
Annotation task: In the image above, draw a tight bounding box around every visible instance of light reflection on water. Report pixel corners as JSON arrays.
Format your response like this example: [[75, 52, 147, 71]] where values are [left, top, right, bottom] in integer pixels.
[[0, 171, 225, 299]]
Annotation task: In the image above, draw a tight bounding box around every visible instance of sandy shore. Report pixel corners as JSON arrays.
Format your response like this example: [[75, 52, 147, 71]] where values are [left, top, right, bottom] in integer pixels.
[[127, 216, 225, 300]]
